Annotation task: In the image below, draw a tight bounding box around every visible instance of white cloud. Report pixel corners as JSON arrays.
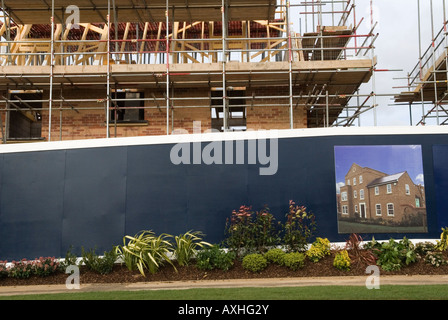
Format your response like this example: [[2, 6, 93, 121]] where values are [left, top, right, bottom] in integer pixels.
[[415, 173, 425, 185], [336, 182, 345, 194]]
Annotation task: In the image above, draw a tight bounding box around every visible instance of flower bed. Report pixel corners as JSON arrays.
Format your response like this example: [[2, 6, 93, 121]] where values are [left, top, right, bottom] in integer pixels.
[[1, 202, 448, 287]]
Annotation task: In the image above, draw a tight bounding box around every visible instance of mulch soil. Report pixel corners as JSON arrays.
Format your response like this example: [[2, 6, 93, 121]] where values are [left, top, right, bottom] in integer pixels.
[[2, 251, 448, 287]]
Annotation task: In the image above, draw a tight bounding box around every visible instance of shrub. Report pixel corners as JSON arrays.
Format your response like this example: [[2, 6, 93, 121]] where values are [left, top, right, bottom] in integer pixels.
[[344, 233, 376, 266], [283, 201, 317, 252], [425, 251, 447, 267], [0, 261, 8, 279], [33, 257, 60, 277], [224, 205, 254, 256], [81, 247, 118, 275], [3, 257, 61, 279], [172, 231, 211, 266], [370, 239, 402, 271], [8, 259, 33, 279], [252, 205, 280, 253], [116, 230, 176, 276], [415, 241, 436, 257], [306, 237, 331, 263], [333, 250, 351, 271], [264, 248, 286, 265], [59, 246, 79, 271], [283, 252, 306, 271], [224, 205, 279, 256], [81, 247, 99, 270], [196, 245, 236, 271], [242, 253, 268, 273], [366, 237, 417, 272]]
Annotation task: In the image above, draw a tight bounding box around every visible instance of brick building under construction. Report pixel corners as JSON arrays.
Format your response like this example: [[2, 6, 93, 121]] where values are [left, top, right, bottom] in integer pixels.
[[0, 0, 376, 142]]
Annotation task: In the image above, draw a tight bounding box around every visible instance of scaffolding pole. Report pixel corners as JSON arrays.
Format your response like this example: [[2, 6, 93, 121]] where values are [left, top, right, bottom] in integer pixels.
[[106, 1, 111, 138], [222, 0, 228, 132], [166, 0, 170, 135], [287, 1, 294, 129], [47, 0, 56, 141], [370, 0, 377, 126]]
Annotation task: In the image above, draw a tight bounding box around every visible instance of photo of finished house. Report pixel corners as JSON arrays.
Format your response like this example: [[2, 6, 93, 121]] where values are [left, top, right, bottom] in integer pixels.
[[334, 145, 427, 234]]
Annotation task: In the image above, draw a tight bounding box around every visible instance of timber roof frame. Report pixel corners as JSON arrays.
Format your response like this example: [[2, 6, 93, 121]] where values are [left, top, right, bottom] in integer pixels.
[[1, 0, 277, 24]]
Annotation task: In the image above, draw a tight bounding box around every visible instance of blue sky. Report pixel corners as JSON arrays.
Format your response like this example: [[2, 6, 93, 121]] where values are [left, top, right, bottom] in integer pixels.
[[334, 145, 425, 192], [291, 0, 446, 126]]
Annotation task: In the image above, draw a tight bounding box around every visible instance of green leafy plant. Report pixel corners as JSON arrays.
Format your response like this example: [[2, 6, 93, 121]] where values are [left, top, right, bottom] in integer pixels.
[[116, 230, 176, 276], [196, 245, 236, 271], [373, 239, 402, 271], [59, 245, 79, 271], [172, 231, 211, 266], [224, 205, 254, 255], [283, 252, 306, 271], [366, 237, 417, 272], [252, 205, 280, 253], [81, 247, 99, 270], [242, 253, 268, 273], [283, 201, 317, 252], [264, 248, 286, 265], [333, 250, 351, 271], [0, 260, 8, 279], [306, 237, 331, 263], [81, 246, 118, 275]]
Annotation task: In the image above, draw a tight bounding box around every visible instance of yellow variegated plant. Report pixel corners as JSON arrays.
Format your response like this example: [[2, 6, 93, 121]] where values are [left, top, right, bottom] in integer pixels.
[[172, 231, 211, 267], [306, 237, 331, 263], [435, 227, 448, 251], [333, 250, 351, 271], [116, 230, 176, 276]]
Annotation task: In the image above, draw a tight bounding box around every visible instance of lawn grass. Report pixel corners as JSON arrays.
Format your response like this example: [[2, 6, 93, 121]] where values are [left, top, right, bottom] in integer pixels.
[[337, 221, 427, 234], [2, 284, 448, 300]]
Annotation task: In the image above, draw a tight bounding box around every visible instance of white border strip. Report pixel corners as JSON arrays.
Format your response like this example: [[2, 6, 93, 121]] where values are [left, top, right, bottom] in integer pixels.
[[0, 126, 447, 154]]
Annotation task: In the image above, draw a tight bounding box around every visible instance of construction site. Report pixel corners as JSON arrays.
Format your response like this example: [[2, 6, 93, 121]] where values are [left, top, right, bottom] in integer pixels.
[[0, 0, 383, 142], [2, 0, 448, 263]]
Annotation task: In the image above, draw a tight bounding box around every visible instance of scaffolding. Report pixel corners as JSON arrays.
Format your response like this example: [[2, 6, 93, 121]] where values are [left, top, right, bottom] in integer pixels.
[[394, 0, 448, 126], [0, 0, 379, 142]]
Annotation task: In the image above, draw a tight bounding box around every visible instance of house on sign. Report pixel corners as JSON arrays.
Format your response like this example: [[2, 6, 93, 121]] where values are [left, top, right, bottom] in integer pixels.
[[338, 163, 426, 229]]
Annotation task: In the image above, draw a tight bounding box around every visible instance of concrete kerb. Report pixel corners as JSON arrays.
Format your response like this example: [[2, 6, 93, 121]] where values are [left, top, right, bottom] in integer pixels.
[[1, 275, 448, 296]]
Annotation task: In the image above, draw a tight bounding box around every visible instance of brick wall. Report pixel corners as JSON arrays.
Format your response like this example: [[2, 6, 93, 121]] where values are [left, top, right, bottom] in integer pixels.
[[246, 87, 307, 130], [40, 89, 107, 140], [39, 86, 308, 141]]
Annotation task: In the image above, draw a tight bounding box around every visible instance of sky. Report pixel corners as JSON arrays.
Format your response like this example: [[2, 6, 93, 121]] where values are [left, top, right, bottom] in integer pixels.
[[292, 0, 447, 127], [334, 145, 425, 193], [356, 0, 445, 127]]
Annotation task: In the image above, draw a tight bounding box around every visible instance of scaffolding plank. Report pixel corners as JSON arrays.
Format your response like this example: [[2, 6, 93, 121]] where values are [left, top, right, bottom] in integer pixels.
[[0, 59, 372, 90], [395, 50, 448, 103], [301, 27, 353, 61]]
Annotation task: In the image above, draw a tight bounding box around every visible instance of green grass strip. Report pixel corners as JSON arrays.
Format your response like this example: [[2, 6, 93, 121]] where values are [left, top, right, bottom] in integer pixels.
[[2, 284, 448, 300]]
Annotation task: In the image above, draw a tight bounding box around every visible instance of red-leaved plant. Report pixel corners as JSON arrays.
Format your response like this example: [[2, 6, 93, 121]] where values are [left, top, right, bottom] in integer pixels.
[[344, 233, 377, 266], [2, 257, 60, 279], [224, 205, 279, 256]]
